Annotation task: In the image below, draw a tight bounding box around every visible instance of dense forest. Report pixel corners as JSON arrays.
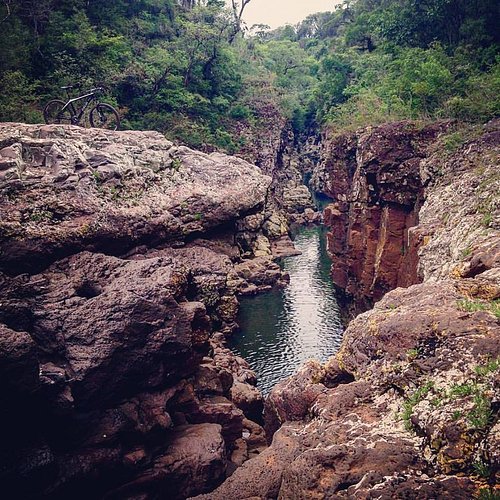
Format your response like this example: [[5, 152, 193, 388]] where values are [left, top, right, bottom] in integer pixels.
[[1, 0, 499, 150]]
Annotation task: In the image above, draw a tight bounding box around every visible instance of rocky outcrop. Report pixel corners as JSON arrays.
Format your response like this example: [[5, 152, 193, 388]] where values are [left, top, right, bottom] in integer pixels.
[[417, 120, 500, 283], [0, 124, 275, 499], [313, 121, 454, 309], [199, 121, 500, 499], [231, 100, 322, 229], [0, 123, 275, 274], [199, 281, 500, 500]]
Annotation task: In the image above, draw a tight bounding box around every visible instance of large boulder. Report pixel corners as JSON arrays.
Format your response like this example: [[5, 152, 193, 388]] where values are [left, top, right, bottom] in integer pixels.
[[0, 123, 271, 274]]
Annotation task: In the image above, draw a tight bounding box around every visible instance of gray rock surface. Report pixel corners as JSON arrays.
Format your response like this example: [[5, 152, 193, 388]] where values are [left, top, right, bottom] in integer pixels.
[[0, 123, 271, 273]]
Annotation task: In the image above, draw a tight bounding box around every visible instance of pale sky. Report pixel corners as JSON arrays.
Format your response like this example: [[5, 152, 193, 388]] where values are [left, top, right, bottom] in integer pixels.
[[240, 0, 341, 29]]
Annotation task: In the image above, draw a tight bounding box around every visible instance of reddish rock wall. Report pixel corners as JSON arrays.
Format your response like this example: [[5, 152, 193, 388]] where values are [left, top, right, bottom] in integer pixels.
[[316, 121, 452, 309]]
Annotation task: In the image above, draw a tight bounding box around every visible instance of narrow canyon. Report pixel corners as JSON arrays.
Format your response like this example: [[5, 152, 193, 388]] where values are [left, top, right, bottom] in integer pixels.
[[0, 117, 498, 500]]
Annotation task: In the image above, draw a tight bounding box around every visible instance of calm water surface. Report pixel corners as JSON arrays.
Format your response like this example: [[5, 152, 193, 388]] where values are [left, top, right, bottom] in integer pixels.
[[229, 225, 344, 395]]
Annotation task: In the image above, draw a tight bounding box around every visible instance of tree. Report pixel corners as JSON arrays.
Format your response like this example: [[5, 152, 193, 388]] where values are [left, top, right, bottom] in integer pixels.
[[229, 0, 251, 42]]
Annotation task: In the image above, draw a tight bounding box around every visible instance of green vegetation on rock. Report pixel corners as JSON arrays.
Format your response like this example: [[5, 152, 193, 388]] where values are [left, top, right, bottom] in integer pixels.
[[401, 381, 435, 430], [458, 299, 500, 319]]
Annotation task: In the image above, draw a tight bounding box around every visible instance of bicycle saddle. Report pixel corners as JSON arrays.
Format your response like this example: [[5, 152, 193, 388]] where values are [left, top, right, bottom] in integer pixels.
[[60, 85, 74, 89]]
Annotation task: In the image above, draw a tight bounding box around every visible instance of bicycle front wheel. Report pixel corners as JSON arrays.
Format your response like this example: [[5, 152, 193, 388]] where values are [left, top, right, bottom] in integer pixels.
[[43, 99, 74, 125], [89, 103, 120, 131]]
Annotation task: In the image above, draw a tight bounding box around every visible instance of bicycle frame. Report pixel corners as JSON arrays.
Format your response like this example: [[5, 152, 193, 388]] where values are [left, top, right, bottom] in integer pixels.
[[60, 92, 98, 123]]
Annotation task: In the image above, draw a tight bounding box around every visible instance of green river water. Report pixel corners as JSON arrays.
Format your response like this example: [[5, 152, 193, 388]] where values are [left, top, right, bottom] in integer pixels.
[[228, 225, 344, 395]]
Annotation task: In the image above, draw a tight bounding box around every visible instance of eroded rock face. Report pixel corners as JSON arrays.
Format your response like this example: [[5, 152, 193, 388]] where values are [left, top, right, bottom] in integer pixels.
[[314, 120, 500, 313], [0, 123, 271, 274], [0, 124, 274, 499], [231, 103, 322, 235], [314, 121, 454, 309], [417, 122, 500, 282]]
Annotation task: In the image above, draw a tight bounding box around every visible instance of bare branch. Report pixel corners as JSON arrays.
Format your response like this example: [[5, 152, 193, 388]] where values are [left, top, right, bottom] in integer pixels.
[[229, 0, 252, 43], [239, 0, 251, 19]]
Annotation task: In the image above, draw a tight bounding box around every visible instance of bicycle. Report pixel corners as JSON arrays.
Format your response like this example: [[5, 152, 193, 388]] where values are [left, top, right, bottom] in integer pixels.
[[43, 86, 121, 131]]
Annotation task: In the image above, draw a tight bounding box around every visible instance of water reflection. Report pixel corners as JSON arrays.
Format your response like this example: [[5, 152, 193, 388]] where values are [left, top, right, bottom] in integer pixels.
[[229, 226, 344, 395]]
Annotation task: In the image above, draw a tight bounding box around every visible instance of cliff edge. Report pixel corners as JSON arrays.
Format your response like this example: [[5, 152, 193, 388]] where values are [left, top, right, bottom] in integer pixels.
[[0, 123, 280, 499]]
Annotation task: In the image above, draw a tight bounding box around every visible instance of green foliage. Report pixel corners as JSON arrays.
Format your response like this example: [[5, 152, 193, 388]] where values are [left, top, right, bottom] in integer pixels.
[[460, 246, 472, 260], [0, 0, 246, 152], [472, 460, 491, 479], [457, 299, 500, 319], [441, 131, 468, 152], [0, 71, 42, 123], [447, 380, 495, 432], [467, 392, 493, 430], [401, 381, 435, 431], [406, 348, 419, 360], [475, 358, 500, 377], [171, 158, 183, 171], [449, 382, 477, 398], [301, 0, 499, 129], [477, 488, 500, 500], [91, 170, 103, 185], [1, 0, 498, 149], [399, 359, 497, 434]]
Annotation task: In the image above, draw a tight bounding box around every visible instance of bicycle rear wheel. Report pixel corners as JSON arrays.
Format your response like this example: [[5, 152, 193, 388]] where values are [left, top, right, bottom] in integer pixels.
[[43, 99, 74, 125], [89, 103, 120, 131]]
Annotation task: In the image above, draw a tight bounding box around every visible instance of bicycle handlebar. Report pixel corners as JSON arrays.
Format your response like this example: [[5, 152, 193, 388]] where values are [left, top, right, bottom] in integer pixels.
[[60, 85, 106, 93]]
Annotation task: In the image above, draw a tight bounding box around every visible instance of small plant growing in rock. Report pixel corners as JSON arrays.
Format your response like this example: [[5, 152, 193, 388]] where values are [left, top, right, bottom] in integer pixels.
[[108, 186, 121, 201], [441, 131, 467, 152], [475, 358, 500, 377], [472, 460, 491, 479], [457, 299, 500, 319], [194, 213, 203, 221], [401, 381, 435, 431], [481, 213, 492, 228], [171, 158, 182, 171], [91, 170, 103, 185], [442, 374, 495, 432], [407, 348, 419, 361], [449, 382, 477, 398], [467, 392, 493, 431], [29, 208, 53, 223], [477, 487, 500, 500], [491, 300, 500, 319], [460, 246, 472, 259]]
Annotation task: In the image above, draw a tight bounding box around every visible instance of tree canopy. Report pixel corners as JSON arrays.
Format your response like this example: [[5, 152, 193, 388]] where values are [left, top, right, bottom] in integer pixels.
[[1, 0, 498, 148]]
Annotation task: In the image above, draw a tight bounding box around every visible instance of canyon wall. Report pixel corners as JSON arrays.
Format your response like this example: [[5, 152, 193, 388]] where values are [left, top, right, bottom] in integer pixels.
[[232, 101, 322, 226], [312, 121, 453, 310], [198, 120, 500, 499], [0, 123, 286, 499]]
